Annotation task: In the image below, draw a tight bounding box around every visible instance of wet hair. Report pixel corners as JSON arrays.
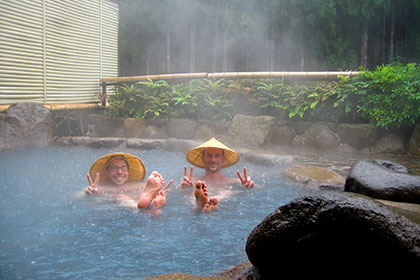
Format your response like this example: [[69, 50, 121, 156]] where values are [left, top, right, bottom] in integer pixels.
[[105, 156, 130, 170]]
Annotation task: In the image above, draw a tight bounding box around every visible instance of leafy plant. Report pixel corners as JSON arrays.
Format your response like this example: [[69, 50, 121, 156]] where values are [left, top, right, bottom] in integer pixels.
[[107, 84, 141, 118], [334, 62, 420, 128], [254, 80, 337, 120], [196, 79, 234, 120], [107, 79, 173, 119], [137, 79, 172, 119], [171, 80, 202, 118], [106, 63, 420, 128]]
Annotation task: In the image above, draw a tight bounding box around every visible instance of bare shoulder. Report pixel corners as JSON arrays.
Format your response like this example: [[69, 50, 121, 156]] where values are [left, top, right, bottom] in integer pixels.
[[223, 176, 241, 185]]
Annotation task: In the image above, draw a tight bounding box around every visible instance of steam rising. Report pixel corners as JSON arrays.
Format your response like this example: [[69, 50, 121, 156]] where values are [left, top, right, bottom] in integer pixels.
[[120, 0, 303, 75]]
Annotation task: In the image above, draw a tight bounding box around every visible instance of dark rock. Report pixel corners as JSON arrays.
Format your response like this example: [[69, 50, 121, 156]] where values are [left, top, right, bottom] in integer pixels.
[[271, 126, 296, 146], [143, 125, 167, 139], [246, 192, 420, 278], [126, 138, 165, 149], [408, 123, 420, 156], [87, 114, 124, 137], [123, 118, 146, 138], [241, 152, 293, 167], [167, 118, 197, 139], [0, 103, 52, 149], [195, 124, 215, 140], [345, 159, 420, 203], [338, 123, 378, 149], [143, 273, 231, 280], [303, 124, 339, 149], [373, 133, 407, 154], [228, 114, 275, 146], [163, 138, 200, 153], [54, 136, 125, 148], [287, 120, 313, 135]]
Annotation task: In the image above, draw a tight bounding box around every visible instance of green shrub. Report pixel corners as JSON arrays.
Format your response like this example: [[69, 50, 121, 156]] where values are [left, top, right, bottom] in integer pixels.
[[254, 80, 338, 120], [334, 62, 420, 128], [107, 79, 172, 119], [106, 62, 420, 128], [172, 78, 235, 120]]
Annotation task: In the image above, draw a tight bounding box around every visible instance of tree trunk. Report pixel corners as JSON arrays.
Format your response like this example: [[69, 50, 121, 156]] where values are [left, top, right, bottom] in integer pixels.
[[189, 23, 196, 72], [222, 31, 228, 71], [269, 36, 275, 71], [300, 46, 305, 70], [212, 3, 220, 72], [361, 23, 368, 68], [389, 0, 395, 63], [166, 28, 171, 73]]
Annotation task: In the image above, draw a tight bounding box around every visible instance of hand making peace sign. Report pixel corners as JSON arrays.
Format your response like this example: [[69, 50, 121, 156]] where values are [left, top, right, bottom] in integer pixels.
[[236, 167, 254, 188], [85, 172, 99, 195], [181, 165, 194, 188]]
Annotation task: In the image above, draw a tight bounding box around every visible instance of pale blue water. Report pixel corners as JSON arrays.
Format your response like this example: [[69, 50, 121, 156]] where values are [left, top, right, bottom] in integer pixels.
[[0, 146, 309, 279]]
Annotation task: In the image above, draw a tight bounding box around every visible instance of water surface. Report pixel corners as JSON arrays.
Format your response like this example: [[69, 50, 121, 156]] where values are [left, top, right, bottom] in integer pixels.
[[0, 146, 309, 279]]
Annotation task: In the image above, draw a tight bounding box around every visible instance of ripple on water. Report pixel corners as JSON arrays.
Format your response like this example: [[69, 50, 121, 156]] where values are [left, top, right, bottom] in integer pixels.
[[0, 146, 309, 279]]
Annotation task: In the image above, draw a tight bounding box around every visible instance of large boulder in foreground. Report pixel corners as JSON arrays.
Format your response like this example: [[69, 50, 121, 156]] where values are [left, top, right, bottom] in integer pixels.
[[0, 103, 52, 150], [345, 159, 420, 204], [246, 192, 420, 278]]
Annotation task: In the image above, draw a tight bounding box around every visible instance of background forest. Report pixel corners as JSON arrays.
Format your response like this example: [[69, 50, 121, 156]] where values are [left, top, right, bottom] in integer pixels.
[[119, 0, 420, 76]]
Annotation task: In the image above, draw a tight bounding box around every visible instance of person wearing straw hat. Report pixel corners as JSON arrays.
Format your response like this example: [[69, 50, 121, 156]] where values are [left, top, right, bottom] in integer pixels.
[[85, 153, 173, 210], [181, 138, 254, 212]]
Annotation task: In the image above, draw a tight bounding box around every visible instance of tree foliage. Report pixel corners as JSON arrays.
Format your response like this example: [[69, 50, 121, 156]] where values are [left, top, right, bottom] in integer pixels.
[[119, 0, 420, 75]]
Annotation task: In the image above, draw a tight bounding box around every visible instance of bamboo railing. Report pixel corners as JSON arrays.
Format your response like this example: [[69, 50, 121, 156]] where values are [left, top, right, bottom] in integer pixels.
[[100, 71, 360, 97], [1, 71, 360, 112], [101, 71, 360, 84], [0, 103, 101, 113]]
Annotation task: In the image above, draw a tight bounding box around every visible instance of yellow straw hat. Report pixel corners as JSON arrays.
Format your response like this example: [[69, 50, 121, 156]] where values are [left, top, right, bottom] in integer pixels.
[[89, 153, 145, 182], [186, 137, 240, 169]]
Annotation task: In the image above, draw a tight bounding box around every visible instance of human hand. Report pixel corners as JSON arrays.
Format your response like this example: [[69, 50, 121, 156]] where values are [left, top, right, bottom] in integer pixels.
[[236, 167, 254, 188], [181, 165, 194, 187], [85, 172, 99, 195]]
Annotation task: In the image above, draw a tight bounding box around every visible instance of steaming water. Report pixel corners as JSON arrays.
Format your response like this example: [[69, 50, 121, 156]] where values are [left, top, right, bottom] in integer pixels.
[[0, 146, 309, 279]]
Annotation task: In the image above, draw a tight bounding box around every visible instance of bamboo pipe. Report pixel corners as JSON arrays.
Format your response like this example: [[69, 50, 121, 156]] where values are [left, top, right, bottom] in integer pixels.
[[0, 103, 102, 113], [101, 72, 208, 84], [101, 71, 359, 85]]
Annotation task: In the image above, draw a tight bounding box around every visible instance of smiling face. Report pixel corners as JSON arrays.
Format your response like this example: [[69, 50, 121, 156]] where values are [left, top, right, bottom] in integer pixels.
[[105, 158, 129, 185], [202, 147, 225, 173]]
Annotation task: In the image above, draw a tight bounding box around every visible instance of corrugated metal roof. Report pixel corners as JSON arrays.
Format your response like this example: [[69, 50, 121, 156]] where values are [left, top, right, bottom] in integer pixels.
[[0, 0, 118, 105]]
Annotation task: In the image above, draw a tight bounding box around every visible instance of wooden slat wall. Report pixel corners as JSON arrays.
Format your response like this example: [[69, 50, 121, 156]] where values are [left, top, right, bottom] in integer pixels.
[[0, 0, 118, 105]]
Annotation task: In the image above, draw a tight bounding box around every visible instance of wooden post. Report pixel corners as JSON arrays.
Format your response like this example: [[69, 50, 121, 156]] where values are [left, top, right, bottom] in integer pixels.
[[101, 81, 107, 107]]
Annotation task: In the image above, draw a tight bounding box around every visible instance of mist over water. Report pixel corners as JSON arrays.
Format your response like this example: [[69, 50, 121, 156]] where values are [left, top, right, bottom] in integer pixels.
[[0, 146, 308, 279], [120, 0, 420, 75], [121, 0, 312, 75]]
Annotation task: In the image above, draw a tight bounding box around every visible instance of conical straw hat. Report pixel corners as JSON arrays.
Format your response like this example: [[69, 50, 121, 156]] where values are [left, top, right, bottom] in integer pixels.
[[89, 153, 145, 183], [186, 137, 240, 169]]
